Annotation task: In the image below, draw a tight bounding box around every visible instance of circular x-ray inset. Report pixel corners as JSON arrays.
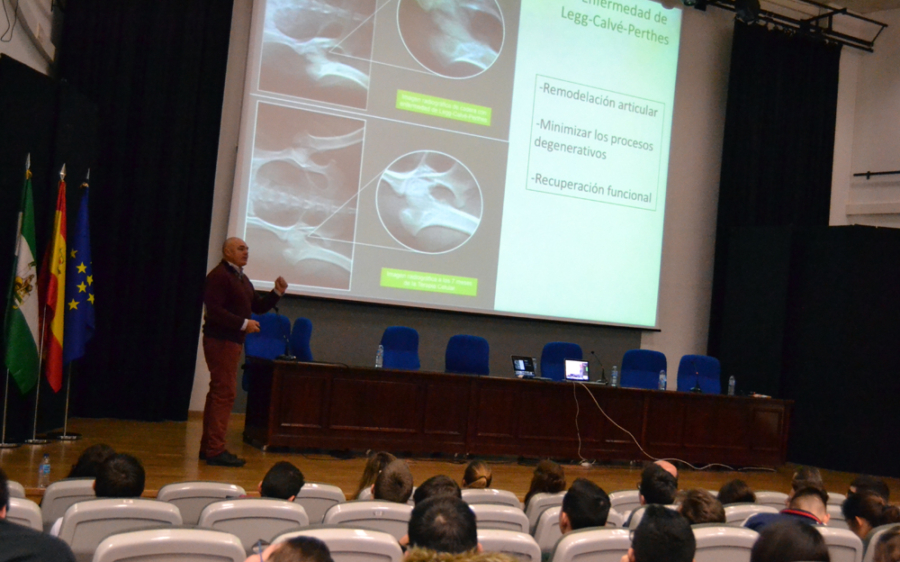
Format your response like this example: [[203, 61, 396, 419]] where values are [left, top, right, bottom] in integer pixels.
[[376, 151, 483, 254], [397, 0, 504, 79]]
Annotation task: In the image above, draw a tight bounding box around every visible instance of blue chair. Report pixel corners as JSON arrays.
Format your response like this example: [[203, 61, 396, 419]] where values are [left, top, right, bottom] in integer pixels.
[[620, 349, 667, 390], [380, 326, 420, 371], [289, 317, 314, 362], [243, 313, 291, 390], [540, 342, 583, 381], [445, 335, 490, 376], [676, 354, 722, 394]]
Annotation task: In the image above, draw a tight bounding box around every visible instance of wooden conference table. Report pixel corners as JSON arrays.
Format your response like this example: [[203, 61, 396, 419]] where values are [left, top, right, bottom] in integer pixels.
[[244, 361, 792, 467]]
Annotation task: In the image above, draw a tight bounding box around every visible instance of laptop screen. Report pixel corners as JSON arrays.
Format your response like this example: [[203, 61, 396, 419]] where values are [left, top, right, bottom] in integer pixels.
[[511, 356, 536, 377], [565, 359, 590, 381]]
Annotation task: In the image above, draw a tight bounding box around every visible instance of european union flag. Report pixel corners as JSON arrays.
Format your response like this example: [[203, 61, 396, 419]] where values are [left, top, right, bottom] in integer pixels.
[[63, 176, 95, 365]]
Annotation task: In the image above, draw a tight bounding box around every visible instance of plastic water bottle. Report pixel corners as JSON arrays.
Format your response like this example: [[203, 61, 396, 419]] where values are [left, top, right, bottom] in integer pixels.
[[610, 366, 619, 388], [658, 370, 667, 391], [375, 344, 384, 369], [38, 453, 51, 488], [727, 375, 736, 396]]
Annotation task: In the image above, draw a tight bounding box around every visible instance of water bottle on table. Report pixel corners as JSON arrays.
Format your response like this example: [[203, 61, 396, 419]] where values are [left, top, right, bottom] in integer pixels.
[[727, 375, 736, 396], [38, 454, 51, 488], [375, 344, 384, 369], [610, 365, 619, 388], [658, 369, 667, 390]]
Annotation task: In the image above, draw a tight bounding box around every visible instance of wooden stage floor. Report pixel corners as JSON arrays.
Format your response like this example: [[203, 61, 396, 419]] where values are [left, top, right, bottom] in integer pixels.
[[2, 414, 898, 503]]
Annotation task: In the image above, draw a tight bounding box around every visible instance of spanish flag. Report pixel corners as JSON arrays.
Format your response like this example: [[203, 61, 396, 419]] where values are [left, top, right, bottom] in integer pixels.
[[39, 167, 67, 392]]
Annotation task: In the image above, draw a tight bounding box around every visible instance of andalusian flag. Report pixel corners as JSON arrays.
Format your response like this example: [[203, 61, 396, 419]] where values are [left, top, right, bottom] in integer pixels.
[[3, 158, 41, 394], [39, 166, 67, 392], [63, 171, 95, 365]]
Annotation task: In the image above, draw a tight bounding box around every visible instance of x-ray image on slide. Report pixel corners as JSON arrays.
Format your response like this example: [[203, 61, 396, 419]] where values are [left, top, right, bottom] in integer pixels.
[[376, 151, 483, 254], [397, 0, 504, 79], [259, 0, 376, 108], [245, 103, 364, 290]]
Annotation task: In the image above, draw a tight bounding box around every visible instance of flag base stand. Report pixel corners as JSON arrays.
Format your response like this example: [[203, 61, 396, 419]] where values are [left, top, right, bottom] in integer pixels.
[[47, 431, 81, 441], [0, 442, 21, 449], [24, 437, 50, 445]]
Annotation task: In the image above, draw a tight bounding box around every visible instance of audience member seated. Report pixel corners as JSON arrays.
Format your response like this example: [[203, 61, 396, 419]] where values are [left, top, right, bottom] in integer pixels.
[[848, 475, 891, 503], [524, 460, 566, 509], [873, 526, 900, 562], [260, 461, 305, 501], [67, 444, 116, 478], [623, 463, 678, 527], [788, 467, 824, 503], [355, 451, 397, 499], [373, 459, 414, 504], [559, 478, 610, 534], [0, 467, 77, 562], [620, 505, 695, 562], [718, 479, 757, 505], [744, 486, 830, 532], [50, 453, 146, 536], [654, 460, 678, 480], [841, 493, 900, 546], [414, 476, 462, 505], [678, 489, 725, 525], [462, 461, 492, 490], [749, 520, 830, 562], [248, 535, 334, 562]]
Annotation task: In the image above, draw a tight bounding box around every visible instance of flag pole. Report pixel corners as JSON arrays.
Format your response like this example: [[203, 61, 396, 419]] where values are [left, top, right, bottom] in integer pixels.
[[0, 369, 21, 448], [48, 362, 81, 441], [24, 305, 49, 445]]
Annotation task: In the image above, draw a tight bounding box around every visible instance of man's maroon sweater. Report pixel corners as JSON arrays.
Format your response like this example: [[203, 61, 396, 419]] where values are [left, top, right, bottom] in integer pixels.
[[202, 260, 280, 344]]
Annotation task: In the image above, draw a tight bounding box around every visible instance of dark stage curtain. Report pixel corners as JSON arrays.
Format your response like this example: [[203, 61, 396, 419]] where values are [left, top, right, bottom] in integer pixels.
[[707, 22, 841, 370], [57, 0, 234, 420]]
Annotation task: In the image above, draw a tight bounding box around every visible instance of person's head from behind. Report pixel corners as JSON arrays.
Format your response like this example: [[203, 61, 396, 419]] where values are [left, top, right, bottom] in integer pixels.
[[560, 478, 610, 534], [374, 459, 413, 503], [0, 467, 9, 518], [68, 444, 115, 478], [842, 492, 900, 540], [251, 536, 334, 562], [873, 525, 900, 562], [718, 479, 756, 505], [639, 463, 677, 506], [749, 520, 830, 562], [524, 460, 566, 505], [849, 475, 890, 503], [94, 453, 145, 498], [789, 486, 830, 524], [356, 451, 396, 497], [462, 460, 492, 489], [408, 496, 479, 554], [622, 505, 695, 562], [414, 475, 461, 505], [678, 489, 725, 525], [789, 467, 824, 501], [260, 461, 305, 501]]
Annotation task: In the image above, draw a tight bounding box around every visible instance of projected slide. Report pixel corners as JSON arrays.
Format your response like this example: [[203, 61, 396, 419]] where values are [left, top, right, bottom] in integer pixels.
[[231, 0, 682, 327]]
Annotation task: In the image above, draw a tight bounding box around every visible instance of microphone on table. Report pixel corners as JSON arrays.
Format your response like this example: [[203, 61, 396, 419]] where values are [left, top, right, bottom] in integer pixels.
[[690, 358, 702, 393], [590, 350, 608, 384], [277, 332, 297, 361]]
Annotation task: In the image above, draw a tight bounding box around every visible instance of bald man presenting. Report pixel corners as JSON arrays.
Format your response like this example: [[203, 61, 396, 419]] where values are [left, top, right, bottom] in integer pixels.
[[201, 237, 287, 467]]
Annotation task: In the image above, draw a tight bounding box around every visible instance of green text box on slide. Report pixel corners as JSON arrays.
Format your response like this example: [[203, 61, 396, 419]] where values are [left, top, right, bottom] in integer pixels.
[[381, 268, 478, 297], [396, 90, 492, 126]]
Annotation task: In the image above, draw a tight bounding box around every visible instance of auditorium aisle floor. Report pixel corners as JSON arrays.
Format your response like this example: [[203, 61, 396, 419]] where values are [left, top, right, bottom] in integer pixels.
[[1, 414, 896, 503]]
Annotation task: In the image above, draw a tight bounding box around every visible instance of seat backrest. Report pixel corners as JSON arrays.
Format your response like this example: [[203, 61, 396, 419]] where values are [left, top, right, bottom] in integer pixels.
[[58, 498, 183, 562], [724, 504, 779, 526], [549, 527, 632, 562], [863, 524, 900, 562], [676, 355, 722, 393], [8, 480, 26, 498], [693, 525, 759, 562], [816, 526, 864, 562], [606, 508, 624, 528], [470, 504, 529, 533], [478, 529, 542, 562], [198, 498, 310, 554], [245, 312, 291, 359], [294, 482, 346, 524], [628, 505, 679, 530], [540, 342, 583, 381], [323, 501, 413, 540], [620, 349, 667, 390], [156, 481, 246, 526], [93, 528, 245, 562], [534, 505, 563, 553], [608, 490, 642, 516], [290, 317, 314, 362], [8, 497, 42, 531], [445, 335, 490, 376], [828, 492, 847, 506], [828, 504, 850, 529], [380, 326, 420, 371], [753, 491, 789, 510], [526, 492, 566, 533], [462, 488, 521, 509], [41, 478, 96, 530], [272, 527, 403, 562]]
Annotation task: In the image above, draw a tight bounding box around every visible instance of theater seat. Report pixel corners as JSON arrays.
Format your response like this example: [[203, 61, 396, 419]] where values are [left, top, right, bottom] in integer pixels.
[[628, 505, 679, 530], [753, 491, 789, 510], [461, 488, 521, 508], [272, 527, 403, 562], [470, 504, 529, 532], [540, 342, 583, 381], [7, 480, 26, 498], [156, 481, 245, 526], [294, 482, 346, 524], [533, 506, 563, 553], [323, 501, 413, 540], [478, 529, 541, 562], [815, 527, 864, 562], [828, 504, 850, 530], [7, 497, 42, 531], [863, 524, 899, 562], [198, 498, 310, 554], [693, 525, 758, 562], [40, 478, 96, 532], [723, 504, 778, 526], [92, 528, 245, 562], [549, 527, 631, 562], [525, 492, 566, 533], [608, 490, 641, 517]]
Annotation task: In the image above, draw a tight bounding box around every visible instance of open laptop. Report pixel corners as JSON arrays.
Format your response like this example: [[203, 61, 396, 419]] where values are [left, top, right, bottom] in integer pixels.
[[511, 356, 537, 378], [564, 359, 590, 382]]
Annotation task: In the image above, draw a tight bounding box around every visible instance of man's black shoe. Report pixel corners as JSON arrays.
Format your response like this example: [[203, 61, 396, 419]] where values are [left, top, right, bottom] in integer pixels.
[[206, 451, 246, 467]]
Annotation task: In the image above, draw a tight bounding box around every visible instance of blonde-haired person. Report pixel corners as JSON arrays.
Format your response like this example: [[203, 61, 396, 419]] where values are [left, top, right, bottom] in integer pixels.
[[462, 461, 492, 489], [354, 451, 396, 499]]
